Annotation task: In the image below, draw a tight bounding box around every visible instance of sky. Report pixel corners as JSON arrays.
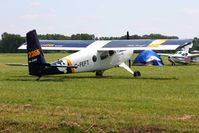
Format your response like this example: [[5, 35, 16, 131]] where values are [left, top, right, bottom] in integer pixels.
[[0, 0, 199, 38]]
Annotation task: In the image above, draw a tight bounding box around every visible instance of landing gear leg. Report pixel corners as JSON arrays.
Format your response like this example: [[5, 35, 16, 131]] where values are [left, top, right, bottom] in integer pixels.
[[119, 62, 141, 78], [128, 60, 132, 67], [168, 57, 176, 66]]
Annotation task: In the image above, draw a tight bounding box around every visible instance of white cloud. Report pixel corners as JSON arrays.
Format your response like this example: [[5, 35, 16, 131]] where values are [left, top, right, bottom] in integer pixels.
[[183, 8, 199, 17], [20, 14, 40, 20], [30, 1, 42, 7], [19, 8, 57, 21], [19, 13, 56, 20]]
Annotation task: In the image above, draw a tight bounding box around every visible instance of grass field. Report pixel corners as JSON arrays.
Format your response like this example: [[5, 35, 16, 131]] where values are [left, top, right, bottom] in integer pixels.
[[0, 53, 199, 132]]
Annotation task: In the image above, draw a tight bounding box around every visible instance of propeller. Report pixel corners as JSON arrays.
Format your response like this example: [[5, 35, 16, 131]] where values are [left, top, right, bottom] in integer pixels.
[[127, 31, 130, 40]]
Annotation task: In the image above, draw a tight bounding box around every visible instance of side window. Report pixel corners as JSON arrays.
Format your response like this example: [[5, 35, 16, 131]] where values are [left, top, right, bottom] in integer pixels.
[[109, 50, 115, 56], [100, 51, 109, 60], [92, 55, 97, 62], [182, 53, 188, 56]]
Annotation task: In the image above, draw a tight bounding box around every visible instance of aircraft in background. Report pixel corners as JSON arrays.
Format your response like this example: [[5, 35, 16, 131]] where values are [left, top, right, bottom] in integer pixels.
[[159, 50, 199, 65], [158, 42, 199, 65], [18, 30, 193, 80]]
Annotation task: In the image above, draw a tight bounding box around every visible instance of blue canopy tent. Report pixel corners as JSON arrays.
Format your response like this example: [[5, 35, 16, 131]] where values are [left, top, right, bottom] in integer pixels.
[[133, 50, 163, 66]]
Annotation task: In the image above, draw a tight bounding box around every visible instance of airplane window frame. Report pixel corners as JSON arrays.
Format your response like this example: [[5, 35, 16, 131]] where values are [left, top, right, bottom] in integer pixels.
[[100, 51, 109, 60]]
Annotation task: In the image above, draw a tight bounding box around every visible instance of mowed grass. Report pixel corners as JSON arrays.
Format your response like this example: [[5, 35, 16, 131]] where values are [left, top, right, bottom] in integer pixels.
[[0, 53, 199, 132]]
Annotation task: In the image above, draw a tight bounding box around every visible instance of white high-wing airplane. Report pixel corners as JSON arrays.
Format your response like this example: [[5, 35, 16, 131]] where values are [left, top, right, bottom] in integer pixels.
[[159, 50, 199, 65], [18, 30, 193, 79]]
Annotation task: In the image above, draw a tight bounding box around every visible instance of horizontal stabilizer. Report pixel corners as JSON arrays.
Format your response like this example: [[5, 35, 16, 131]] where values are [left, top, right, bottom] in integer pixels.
[[43, 63, 77, 68], [6, 63, 28, 66], [6, 63, 77, 68]]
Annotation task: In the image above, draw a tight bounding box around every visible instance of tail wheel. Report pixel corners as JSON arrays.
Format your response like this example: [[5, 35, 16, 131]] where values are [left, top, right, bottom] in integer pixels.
[[134, 71, 141, 78]]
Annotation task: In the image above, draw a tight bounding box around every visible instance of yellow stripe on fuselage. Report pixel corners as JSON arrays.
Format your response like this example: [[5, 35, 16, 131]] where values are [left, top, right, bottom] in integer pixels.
[[148, 39, 167, 47], [63, 57, 76, 73]]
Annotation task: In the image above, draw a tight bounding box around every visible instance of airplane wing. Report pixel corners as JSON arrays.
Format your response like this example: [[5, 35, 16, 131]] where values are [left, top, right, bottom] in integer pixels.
[[158, 53, 172, 57], [189, 54, 199, 57], [18, 39, 193, 51], [18, 40, 95, 51], [98, 39, 193, 51], [190, 54, 199, 62]]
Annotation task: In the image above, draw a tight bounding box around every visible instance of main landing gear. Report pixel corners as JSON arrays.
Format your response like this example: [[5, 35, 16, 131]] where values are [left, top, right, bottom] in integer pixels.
[[133, 71, 141, 78], [119, 62, 141, 78], [96, 71, 104, 77], [168, 57, 176, 66]]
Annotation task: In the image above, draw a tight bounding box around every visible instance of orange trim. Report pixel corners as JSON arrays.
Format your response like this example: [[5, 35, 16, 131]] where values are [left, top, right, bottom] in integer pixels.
[[28, 49, 40, 59], [66, 58, 76, 73]]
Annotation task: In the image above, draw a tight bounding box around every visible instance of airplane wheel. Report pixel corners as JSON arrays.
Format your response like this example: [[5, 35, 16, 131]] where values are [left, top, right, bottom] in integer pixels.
[[134, 71, 141, 78], [96, 71, 103, 76]]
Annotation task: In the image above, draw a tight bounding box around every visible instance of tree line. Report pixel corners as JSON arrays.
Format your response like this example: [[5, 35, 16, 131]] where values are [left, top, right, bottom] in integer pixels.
[[0, 32, 95, 53], [191, 37, 199, 51], [0, 32, 198, 53]]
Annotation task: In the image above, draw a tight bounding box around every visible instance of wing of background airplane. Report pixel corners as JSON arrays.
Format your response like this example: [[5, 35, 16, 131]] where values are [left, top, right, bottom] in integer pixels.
[[18, 39, 193, 51], [189, 54, 199, 57], [158, 53, 172, 57], [190, 54, 199, 62]]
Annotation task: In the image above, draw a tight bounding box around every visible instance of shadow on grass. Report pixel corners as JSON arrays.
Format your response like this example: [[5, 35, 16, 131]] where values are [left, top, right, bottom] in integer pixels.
[[4, 76, 64, 82], [165, 63, 199, 66], [3, 75, 178, 82]]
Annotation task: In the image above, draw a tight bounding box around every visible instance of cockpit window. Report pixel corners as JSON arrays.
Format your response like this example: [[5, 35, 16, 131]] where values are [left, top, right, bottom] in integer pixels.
[[100, 51, 109, 60], [176, 51, 184, 55], [182, 53, 188, 56], [177, 51, 182, 54]]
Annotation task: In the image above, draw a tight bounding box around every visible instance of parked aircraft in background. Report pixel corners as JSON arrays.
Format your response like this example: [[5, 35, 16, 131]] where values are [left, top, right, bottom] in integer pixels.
[[159, 50, 199, 65], [18, 30, 193, 79]]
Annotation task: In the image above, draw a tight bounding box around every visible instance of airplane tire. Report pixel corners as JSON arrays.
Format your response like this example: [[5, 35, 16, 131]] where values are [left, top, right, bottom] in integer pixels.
[[96, 71, 103, 76], [134, 71, 141, 78]]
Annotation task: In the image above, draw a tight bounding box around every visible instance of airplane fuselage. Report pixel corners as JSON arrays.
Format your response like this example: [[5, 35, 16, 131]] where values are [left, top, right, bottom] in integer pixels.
[[53, 49, 134, 74], [168, 51, 198, 64], [169, 55, 190, 64]]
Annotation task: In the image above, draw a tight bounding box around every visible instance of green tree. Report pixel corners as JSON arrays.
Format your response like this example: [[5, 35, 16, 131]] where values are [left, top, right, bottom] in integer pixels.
[[191, 37, 199, 51], [71, 34, 95, 40], [142, 34, 178, 39], [0, 33, 25, 53], [38, 34, 70, 40]]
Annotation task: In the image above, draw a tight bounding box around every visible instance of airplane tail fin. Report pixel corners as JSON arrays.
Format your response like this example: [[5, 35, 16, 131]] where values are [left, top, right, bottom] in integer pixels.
[[26, 30, 47, 76], [26, 30, 76, 78]]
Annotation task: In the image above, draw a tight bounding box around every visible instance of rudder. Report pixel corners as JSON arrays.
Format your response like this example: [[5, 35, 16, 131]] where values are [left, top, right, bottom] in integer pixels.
[[26, 30, 46, 76]]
